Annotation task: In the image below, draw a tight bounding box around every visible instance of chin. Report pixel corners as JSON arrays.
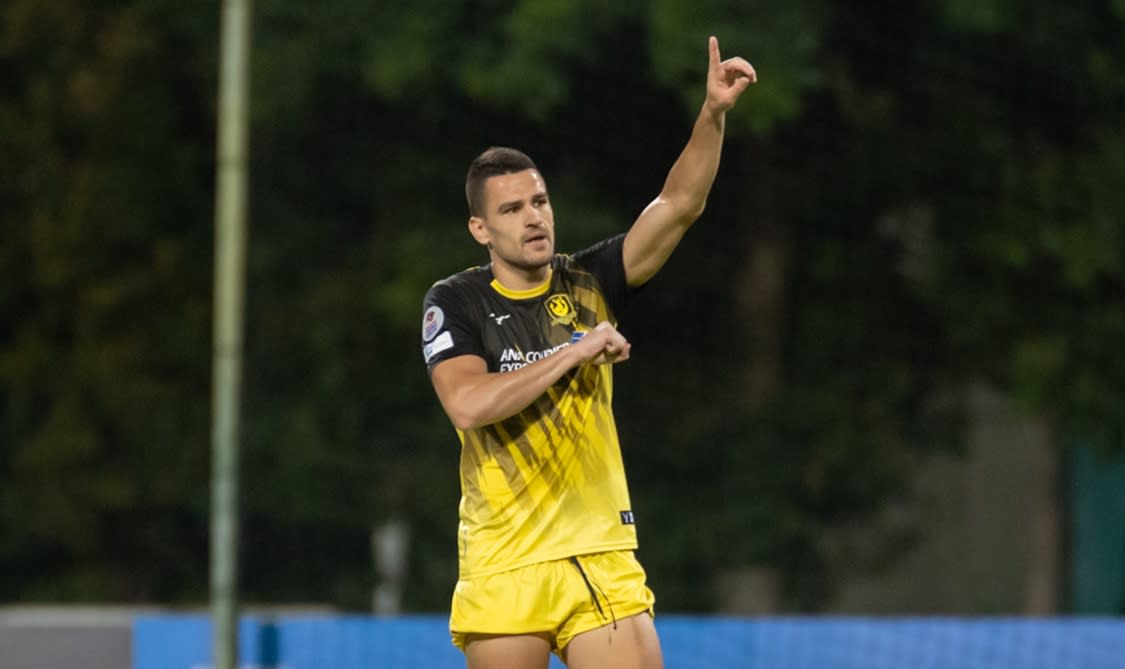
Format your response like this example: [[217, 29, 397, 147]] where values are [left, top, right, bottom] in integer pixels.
[[513, 256, 551, 274]]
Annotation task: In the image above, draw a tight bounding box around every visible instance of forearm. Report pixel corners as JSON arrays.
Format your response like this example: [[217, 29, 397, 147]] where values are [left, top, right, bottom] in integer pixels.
[[440, 346, 587, 431], [659, 101, 727, 220], [622, 103, 728, 286], [614, 37, 751, 287]]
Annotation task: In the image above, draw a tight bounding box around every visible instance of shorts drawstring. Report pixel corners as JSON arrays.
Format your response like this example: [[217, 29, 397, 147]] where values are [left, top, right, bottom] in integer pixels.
[[569, 556, 617, 630]]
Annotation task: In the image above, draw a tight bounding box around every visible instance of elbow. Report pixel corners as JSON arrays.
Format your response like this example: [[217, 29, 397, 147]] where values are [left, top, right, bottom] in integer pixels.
[[447, 408, 479, 432], [450, 415, 480, 432], [446, 403, 490, 431], [685, 197, 707, 221], [649, 193, 706, 224], [664, 193, 707, 223]]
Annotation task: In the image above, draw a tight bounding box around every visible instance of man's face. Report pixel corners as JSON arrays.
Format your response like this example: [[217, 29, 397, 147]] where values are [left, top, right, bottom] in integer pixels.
[[470, 169, 555, 274]]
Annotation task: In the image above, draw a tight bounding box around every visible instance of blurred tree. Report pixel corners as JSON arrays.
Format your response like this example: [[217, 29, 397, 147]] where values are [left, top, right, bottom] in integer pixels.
[[921, 1, 1125, 449], [0, 0, 215, 600]]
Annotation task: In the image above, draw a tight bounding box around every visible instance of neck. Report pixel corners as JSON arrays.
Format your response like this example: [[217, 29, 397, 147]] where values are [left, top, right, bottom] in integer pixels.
[[490, 258, 551, 292]]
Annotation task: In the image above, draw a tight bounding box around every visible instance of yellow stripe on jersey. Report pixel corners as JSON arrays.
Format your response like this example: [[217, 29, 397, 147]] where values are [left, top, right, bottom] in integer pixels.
[[516, 410, 570, 493], [493, 422, 553, 514]]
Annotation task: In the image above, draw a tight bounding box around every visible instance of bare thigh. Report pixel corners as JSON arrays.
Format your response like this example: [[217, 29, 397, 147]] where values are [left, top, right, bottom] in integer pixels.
[[562, 612, 664, 669], [464, 632, 553, 669]]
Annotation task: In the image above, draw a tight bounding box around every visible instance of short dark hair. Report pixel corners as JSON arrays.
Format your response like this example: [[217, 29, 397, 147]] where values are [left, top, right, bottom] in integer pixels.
[[465, 147, 538, 217]]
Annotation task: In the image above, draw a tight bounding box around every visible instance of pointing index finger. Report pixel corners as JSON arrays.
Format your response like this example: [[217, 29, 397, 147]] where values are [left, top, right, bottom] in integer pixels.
[[709, 35, 720, 71]]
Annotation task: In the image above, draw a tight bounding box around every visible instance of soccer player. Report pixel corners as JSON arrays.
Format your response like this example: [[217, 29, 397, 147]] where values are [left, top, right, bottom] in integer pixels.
[[420, 36, 755, 669]]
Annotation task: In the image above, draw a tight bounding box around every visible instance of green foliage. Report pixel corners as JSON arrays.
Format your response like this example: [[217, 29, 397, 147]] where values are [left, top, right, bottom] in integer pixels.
[[912, 9, 1125, 449], [460, 0, 631, 118], [0, 0, 213, 601], [942, 0, 1013, 33], [645, 0, 824, 131], [361, 0, 632, 120]]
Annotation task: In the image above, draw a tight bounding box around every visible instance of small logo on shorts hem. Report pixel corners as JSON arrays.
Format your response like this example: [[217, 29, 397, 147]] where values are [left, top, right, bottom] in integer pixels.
[[620, 510, 635, 525]]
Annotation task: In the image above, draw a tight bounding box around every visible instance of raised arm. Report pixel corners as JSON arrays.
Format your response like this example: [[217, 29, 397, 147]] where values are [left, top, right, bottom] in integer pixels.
[[622, 36, 756, 287]]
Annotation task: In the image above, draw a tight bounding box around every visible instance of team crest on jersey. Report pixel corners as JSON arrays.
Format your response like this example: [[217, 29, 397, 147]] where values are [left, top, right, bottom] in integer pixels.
[[544, 293, 577, 325]]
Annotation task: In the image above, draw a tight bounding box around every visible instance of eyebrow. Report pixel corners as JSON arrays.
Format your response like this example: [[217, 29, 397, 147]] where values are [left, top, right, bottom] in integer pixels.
[[495, 191, 547, 214]]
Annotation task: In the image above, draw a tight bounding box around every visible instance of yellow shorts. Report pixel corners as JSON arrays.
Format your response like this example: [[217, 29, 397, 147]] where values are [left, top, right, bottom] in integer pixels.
[[450, 550, 656, 654]]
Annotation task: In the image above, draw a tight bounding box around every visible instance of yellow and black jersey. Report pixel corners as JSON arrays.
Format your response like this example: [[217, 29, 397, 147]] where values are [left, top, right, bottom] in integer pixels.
[[421, 234, 640, 579]]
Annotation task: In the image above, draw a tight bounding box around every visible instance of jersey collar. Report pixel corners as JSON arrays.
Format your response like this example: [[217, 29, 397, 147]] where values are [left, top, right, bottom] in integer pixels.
[[490, 268, 553, 300]]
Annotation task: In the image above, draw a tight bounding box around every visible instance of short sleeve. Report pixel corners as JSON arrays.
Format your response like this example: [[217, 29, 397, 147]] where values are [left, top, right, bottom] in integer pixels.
[[570, 233, 638, 318], [420, 281, 485, 374]]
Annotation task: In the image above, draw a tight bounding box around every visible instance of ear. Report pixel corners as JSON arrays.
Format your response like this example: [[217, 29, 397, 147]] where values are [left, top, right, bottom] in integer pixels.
[[468, 216, 490, 247]]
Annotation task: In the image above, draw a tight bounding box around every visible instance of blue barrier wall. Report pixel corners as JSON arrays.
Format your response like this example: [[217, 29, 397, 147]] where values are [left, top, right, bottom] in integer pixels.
[[134, 614, 1125, 669]]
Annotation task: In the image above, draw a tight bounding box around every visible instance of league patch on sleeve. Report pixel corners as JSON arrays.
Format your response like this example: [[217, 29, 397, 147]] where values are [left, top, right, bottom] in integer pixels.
[[422, 305, 445, 342], [423, 331, 454, 363]]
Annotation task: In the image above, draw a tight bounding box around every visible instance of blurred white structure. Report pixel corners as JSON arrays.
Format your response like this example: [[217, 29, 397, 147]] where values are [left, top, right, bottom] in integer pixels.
[[372, 517, 410, 616]]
